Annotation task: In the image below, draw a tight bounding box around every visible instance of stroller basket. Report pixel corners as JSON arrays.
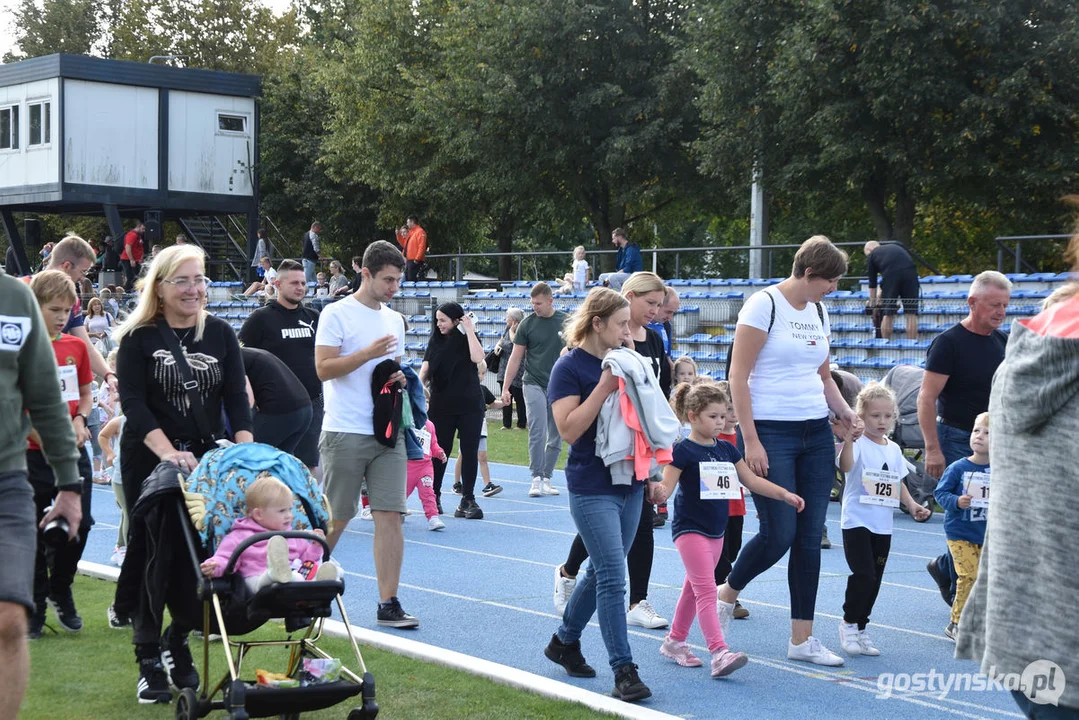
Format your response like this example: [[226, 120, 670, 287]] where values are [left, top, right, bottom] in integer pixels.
[[231, 680, 364, 718]]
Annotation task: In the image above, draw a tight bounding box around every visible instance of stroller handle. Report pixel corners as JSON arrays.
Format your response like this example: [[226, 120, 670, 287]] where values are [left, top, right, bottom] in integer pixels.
[[221, 531, 332, 577]]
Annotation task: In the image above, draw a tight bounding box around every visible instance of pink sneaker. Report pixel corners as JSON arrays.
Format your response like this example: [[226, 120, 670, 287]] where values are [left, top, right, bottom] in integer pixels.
[[710, 648, 748, 678], [660, 636, 703, 667]]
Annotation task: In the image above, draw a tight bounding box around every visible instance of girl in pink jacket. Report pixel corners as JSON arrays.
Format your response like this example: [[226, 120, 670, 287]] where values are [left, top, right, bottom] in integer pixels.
[[200, 475, 337, 592]]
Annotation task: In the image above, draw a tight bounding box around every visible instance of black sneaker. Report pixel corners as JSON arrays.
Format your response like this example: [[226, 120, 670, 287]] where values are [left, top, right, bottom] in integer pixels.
[[454, 499, 483, 520], [47, 591, 83, 633], [820, 525, 832, 550], [107, 603, 132, 629], [27, 602, 46, 640], [481, 483, 503, 498], [611, 663, 651, 703], [926, 559, 955, 607], [435, 497, 444, 515], [452, 482, 462, 495], [544, 634, 596, 678], [137, 658, 172, 704], [376, 597, 419, 629], [161, 624, 200, 690], [651, 513, 665, 528]]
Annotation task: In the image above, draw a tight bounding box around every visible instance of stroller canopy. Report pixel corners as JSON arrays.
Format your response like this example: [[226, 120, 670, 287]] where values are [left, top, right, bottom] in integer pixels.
[[184, 443, 330, 553], [882, 364, 925, 450]]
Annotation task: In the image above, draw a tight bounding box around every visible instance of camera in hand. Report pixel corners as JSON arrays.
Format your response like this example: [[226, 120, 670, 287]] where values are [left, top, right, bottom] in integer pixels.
[[42, 507, 71, 547]]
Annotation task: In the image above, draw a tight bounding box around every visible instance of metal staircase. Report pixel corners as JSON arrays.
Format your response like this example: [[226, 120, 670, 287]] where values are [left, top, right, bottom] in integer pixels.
[[178, 216, 248, 282]]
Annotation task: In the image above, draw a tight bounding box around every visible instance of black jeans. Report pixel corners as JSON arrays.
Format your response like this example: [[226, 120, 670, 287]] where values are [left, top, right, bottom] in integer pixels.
[[253, 405, 313, 457], [28, 449, 93, 607], [842, 526, 891, 629], [429, 409, 484, 501], [713, 514, 744, 586], [501, 385, 527, 429], [405, 259, 422, 282], [120, 259, 139, 291], [564, 491, 655, 606]]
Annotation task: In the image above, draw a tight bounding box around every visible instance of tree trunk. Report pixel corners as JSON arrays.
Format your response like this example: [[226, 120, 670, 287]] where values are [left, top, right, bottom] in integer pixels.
[[892, 184, 916, 246], [586, 183, 624, 273], [861, 177, 893, 241], [493, 214, 515, 280]]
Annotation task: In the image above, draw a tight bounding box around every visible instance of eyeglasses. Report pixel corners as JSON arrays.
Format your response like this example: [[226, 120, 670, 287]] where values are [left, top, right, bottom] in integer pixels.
[[162, 276, 208, 291]]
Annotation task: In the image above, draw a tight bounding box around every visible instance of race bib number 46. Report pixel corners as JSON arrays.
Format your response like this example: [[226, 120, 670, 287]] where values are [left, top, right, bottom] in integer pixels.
[[860, 468, 900, 507], [964, 472, 990, 509], [700, 461, 741, 501]]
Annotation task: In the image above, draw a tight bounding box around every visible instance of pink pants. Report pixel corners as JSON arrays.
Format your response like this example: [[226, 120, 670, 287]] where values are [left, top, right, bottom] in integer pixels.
[[407, 459, 439, 519], [670, 533, 728, 653]]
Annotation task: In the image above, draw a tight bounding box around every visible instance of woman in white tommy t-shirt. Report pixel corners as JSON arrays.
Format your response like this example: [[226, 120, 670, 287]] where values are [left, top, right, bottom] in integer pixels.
[[717, 235, 864, 667]]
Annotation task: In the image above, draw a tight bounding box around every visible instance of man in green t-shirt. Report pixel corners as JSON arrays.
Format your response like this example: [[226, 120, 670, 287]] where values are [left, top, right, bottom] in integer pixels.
[[500, 282, 568, 497]]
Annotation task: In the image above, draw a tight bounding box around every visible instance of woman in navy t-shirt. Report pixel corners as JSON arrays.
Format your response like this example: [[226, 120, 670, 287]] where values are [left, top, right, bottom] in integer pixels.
[[542, 288, 654, 703]]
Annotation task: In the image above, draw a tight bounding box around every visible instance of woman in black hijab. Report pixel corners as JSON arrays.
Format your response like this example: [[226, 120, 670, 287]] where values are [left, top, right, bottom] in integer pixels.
[[420, 302, 487, 518]]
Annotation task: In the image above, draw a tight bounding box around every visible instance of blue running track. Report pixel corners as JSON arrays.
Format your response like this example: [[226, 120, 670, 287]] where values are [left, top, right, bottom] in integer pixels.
[[84, 461, 1022, 719]]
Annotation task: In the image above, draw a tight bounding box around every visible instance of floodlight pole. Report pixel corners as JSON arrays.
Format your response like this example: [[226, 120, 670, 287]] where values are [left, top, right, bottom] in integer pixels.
[[749, 162, 765, 279]]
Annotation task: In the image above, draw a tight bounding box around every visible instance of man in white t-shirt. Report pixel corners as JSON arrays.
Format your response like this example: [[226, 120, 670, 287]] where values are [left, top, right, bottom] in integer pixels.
[[314, 240, 418, 628], [240, 257, 278, 300]]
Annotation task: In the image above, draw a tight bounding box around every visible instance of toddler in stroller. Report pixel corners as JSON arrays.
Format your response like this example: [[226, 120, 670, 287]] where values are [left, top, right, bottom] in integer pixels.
[[165, 442, 377, 719], [199, 475, 339, 591]]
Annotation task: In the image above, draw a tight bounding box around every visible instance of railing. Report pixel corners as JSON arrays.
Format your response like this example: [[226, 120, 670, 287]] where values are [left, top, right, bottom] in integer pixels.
[[423, 240, 933, 285], [995, 234, 1072, 274], [259, 215, 302, 263]]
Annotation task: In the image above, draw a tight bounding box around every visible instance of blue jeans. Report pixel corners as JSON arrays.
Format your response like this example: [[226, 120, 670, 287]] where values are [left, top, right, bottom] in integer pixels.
[[1013, 692, 1079, 720], [303, 258, 317, 284], [558, 484, 643, 671], [936, 421, 972, 593], [728, 418, 834, 620]]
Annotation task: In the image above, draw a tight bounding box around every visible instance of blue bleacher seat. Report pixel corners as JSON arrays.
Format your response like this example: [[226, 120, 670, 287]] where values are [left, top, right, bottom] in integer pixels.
[[950, 274, 974, 283], [895, 357, 921, 366], [1005, 273, 1029, 281], [669, 279, 691, 287], [688, 351, 711, 361]]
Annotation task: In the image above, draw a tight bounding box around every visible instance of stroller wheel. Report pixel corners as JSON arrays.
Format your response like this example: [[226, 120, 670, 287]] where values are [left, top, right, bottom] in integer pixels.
[[175, 688, 199, 720]]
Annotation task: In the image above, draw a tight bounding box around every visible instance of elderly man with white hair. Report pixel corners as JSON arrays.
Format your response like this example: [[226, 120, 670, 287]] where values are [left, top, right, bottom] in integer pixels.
[[863, 240, 920, 340], [917, 270, 1011, 623]]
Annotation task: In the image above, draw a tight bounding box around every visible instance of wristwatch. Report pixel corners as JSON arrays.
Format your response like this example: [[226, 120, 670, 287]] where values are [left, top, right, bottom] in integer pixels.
[[74, 413, 88, 425]]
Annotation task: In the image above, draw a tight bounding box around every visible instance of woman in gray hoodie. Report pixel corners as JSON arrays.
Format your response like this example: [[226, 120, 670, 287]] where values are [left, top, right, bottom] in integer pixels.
[[956, 232, 1079, 718]]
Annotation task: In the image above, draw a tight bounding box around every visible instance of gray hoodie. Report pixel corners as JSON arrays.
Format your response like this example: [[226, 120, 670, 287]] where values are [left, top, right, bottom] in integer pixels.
[[955, 299, 1079, 710]]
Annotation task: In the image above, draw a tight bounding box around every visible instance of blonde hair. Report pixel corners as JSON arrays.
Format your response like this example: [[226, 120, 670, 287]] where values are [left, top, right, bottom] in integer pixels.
[[672, 355, 698, 378], [974, 412, 989, 428], [968, 270, 1013, 298], [573, 245, 585, 257], [792, 235, 848, 280], [30, 269, 77, 306], [669, 381, 729, 424], [245, 475, 292, 514], [86, 297, 105, 317], [855, 382, 898, 433], [620, 271, 665, 299], [113, 245, 208, 344], [563, 287, 628, 349]]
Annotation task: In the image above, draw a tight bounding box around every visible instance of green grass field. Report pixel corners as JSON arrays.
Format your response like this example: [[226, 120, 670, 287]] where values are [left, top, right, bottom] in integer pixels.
[[473, 418, 568, 472], [23, 576, 608, 720]]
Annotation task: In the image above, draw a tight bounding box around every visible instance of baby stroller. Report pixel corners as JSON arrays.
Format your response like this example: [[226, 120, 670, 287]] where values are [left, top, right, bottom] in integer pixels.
[[882, 364, 935, 523], [165, 442, 378, 720]]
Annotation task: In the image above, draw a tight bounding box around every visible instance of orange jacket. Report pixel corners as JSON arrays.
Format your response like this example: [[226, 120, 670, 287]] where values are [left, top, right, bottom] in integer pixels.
[[396, 226, 427, 262]]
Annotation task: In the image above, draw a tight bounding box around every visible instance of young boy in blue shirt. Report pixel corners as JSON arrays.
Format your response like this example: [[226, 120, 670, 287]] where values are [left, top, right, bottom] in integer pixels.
[[934, 411, 990, 642]]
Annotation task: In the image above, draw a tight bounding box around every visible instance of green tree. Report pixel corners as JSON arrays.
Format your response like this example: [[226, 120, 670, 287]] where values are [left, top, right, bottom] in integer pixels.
[[6, 0, 102, 61], [692, 0, 1079, 248]]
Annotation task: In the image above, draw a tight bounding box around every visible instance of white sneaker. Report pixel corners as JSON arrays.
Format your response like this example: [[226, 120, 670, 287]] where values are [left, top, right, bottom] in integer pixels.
[[110, 545, 126, 567], [553, 565, 576, 614], [528, 477, 543, 497], [788, 636, 844, 667], [857, 629, 881, 656], [541, 478, 560, 496], [427, 516, 445, 531], [266, 535, 292, 584], [359, 507, 373, 521], [716, 596, 735, 639], [838, 621, 862, 655], [626, 599, 669, 629]]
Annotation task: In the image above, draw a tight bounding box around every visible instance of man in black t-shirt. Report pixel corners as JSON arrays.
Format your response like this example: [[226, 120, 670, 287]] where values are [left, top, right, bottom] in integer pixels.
[[239, 259, 322, 471], [864, 241, 920, 340], [917, 270, 1010, 604], [241, 347, 312, 457]]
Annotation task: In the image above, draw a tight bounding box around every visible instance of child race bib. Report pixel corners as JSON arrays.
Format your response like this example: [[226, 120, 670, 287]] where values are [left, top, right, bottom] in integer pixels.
[[964, 472, 990, 509], [860, 468, 900, 507], [58, 364, 80, 403], [416, 428, 432, 456], [699, 461, 740, 501]]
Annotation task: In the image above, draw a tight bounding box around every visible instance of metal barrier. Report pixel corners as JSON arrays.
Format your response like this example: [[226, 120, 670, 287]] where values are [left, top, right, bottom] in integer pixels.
[[995, 234, 1072, 274]]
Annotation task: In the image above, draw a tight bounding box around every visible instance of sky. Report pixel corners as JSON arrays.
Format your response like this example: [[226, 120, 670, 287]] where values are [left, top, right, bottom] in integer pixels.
[[0, 0, 294, 60]]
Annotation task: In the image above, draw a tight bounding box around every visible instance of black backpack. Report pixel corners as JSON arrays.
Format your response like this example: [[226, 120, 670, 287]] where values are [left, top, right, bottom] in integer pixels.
[[725, 288, 825, 380], [112, 233, 127, 255], [371, 359, 403, 448]]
